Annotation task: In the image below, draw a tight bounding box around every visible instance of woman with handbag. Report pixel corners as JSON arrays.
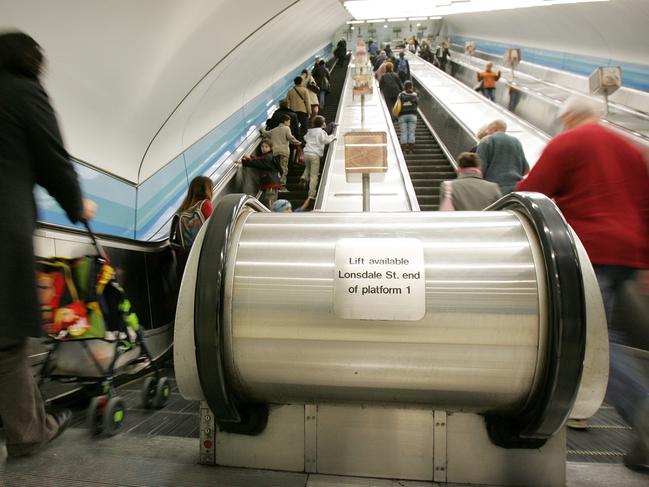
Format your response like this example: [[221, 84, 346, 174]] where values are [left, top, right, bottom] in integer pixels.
[[301, 69, 320, 121], [378, 62, 402, 120], [312, 60, 330, 108], [396, 81, 419, 154]]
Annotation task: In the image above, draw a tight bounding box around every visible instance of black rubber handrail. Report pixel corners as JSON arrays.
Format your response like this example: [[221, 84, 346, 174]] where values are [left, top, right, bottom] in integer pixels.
[[194, 193, 269, 435], [484, 191, 587, 448]]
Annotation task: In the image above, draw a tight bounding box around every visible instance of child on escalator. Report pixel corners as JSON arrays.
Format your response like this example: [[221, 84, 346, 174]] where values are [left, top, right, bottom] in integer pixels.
[[236, 140, 282, 209]]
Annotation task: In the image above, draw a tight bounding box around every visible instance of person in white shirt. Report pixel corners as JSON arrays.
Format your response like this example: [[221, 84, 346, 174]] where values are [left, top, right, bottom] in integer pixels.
[[298, 116, 336, 211]]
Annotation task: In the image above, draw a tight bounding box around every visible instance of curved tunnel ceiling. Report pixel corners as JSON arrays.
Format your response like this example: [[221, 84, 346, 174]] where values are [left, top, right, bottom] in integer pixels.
[[3, 0, 646, 185], [443, 0, 649, 66], [1, 0, 349, 184]]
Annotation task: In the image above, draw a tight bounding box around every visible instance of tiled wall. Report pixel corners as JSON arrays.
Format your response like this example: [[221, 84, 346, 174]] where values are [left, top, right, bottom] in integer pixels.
[[450, 35, 649, 93], [36, 45, 332, 241]]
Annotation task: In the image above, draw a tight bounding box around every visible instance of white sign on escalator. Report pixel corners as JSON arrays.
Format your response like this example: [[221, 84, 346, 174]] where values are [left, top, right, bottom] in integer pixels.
[[333, 238, 426, 321]]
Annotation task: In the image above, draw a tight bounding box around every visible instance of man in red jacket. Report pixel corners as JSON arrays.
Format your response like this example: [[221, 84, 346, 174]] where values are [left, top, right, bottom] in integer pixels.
[[517, 95, 649, 473]]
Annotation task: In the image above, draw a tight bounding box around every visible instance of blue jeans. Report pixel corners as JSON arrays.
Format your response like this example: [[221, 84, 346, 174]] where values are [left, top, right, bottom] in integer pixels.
[[594, 265, 649, 433], [398, 114, 417, 145], [318, 90, 326, 108], [483, 88, 496, 102]]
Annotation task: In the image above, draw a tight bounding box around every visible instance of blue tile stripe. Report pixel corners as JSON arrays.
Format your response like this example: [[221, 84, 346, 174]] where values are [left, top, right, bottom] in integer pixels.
[[36, 44, 332, 241], [450, 35, 649, 92]]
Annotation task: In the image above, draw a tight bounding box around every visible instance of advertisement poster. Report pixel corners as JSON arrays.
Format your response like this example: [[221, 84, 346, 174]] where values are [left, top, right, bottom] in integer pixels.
[[352, 73, 373, 96]]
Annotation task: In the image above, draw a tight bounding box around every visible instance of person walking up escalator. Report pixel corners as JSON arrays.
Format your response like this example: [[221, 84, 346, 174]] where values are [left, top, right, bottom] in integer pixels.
[[517, 95, 649, 474], [396, 81, 419, 154]]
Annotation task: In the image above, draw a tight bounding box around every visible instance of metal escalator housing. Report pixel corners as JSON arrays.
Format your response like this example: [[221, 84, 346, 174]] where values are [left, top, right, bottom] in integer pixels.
[[175, 192, 608, 448]]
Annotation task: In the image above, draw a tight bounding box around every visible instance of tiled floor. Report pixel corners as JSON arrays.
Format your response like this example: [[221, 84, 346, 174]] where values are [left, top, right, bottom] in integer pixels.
[[3, 367, 647, 486]]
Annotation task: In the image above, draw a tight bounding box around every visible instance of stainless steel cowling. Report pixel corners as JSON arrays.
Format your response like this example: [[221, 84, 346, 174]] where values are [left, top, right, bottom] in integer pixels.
[[174, 193, 608, 447]]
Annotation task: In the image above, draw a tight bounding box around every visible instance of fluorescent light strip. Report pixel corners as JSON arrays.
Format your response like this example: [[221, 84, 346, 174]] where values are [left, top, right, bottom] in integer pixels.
[[408, 16, 428, 20], [343, 0, 609, 20], [387, 18, 407, 21], [346, 20, 365, 24]]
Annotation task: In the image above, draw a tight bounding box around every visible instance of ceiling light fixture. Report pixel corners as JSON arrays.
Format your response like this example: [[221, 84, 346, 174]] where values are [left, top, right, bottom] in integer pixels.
[[343, 0, 609, 20]]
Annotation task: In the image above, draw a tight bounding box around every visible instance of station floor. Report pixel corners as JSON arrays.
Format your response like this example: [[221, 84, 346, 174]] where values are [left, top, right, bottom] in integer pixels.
[[1, 372, 648, 487]]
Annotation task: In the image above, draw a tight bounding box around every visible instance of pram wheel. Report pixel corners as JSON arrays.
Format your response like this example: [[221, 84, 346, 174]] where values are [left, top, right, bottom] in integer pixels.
[[141, 375, 170, 409], [141, 376, 157, 408], [103, 396, 126, 436], [153, 376, 171, 409], [86, 395, 106, 436]]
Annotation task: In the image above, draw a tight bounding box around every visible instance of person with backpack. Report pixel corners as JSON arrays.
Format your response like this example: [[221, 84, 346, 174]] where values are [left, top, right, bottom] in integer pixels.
[[396, 51, 410, 83], [169, 176, 213, 277], [396, 81, 419, 154], [0, 31, 97, 458]]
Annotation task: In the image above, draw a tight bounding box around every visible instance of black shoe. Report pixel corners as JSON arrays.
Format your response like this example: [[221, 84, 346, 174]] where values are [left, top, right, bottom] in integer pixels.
[[50, 409, 72, 441], [624, 440, 649, 473], [7, 409, 72, 457]]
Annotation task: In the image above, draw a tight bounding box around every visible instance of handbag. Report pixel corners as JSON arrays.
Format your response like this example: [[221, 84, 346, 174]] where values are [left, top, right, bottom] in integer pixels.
[[321, 77, 331, 93], [392, 96, 402, 117], [307, 80, 320, 94], [294, 146, 305, 166]]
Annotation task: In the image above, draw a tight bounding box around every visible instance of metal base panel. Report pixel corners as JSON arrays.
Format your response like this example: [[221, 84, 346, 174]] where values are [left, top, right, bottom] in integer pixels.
[[201, 402, 566, 486]]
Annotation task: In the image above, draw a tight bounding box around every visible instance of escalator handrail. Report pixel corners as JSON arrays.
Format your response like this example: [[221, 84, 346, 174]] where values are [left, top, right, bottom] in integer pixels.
[[194, 194, 269, 433], [315, 57, 351, 211], [416, 107, 459, 172], [407, 51, 480, 147], [484, 191, 587, 448]]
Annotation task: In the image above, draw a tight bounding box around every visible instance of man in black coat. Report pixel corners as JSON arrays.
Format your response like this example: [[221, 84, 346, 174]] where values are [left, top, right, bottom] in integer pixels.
[[0, 31, 96, 457], [266, 99, 300, 139]]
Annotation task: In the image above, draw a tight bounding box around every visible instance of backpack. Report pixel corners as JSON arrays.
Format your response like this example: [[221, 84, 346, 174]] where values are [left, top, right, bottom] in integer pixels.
[[397, 58, 409, 73], [170, 200, 208, 253]]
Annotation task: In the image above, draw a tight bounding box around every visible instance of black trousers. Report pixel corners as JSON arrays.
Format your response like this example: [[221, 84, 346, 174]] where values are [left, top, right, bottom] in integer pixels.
[[0, 337, 56, 456]]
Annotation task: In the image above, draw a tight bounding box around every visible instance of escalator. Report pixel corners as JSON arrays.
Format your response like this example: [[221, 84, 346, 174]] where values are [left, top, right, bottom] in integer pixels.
[[396, 114, 457, 212], [285, 55, 349, 210]]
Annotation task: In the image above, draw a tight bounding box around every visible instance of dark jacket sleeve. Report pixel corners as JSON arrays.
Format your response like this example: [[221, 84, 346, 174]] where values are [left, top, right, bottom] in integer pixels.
[[23, 81, 83, 223], [242, 154, 278, 171]]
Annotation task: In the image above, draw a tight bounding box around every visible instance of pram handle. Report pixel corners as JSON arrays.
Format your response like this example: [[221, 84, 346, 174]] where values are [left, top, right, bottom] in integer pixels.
[[81, 218, 109, 262]]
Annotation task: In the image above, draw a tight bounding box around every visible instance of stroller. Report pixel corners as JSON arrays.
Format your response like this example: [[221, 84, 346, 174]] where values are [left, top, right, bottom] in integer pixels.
[[38, 221, 170, 436]]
